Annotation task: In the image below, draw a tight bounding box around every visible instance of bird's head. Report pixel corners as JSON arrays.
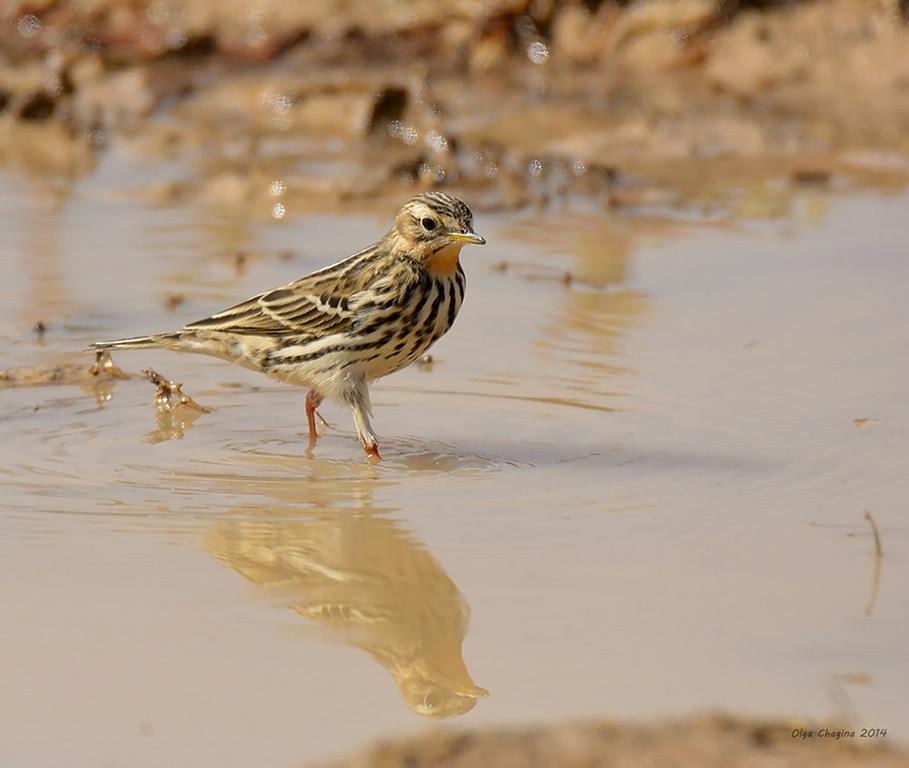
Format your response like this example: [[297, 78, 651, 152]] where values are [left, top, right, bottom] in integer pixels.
[[388, 192, 485, 273]]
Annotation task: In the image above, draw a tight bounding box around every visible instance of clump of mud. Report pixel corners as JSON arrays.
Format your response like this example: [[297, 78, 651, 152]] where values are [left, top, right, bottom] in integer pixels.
[[0, 349, 130, 388], [2, 1, 909, 209], [323, 714, 909, 768], [141, 367, 212, 442]]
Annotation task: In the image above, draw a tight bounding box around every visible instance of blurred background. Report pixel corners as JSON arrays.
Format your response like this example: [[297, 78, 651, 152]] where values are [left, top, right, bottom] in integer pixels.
[[3, 0, 909, 208], [2, 2, 909, 767]]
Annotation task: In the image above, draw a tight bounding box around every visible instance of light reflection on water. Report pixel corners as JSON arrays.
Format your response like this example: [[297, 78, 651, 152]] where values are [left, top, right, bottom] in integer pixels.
[[208, 503, 488, 718]]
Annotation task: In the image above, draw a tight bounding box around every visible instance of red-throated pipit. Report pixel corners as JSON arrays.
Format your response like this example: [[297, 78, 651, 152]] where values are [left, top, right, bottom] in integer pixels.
[[92, 192, 485, 459]]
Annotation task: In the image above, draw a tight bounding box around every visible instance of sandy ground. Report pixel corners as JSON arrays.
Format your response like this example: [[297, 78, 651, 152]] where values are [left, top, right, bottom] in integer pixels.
[[324, 715, 909, 767]]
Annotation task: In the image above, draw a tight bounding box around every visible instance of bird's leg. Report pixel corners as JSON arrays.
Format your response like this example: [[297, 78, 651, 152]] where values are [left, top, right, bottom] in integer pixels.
[[363, 442, 382, 461], [305, 390, 324, 450], [344, 375, 381, 460]]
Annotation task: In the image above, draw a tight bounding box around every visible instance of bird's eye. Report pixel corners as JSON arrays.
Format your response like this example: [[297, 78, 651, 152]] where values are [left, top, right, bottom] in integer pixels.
[[420, 217, 437, 231]]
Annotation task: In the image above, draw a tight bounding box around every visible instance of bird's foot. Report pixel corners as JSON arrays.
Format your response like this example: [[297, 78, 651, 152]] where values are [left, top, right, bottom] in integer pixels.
[[305, 390, 325, 445], [364, 443, 382, 462]]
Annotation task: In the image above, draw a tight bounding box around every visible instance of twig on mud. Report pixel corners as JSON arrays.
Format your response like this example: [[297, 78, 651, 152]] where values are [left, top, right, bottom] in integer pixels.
[[863, 511, 883, 617], [142, 368, 212, 413], [864, 511, 883, 558]]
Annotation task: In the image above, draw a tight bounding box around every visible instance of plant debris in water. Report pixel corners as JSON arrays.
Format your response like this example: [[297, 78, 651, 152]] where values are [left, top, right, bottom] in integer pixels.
[[142, 368, 211, 414]]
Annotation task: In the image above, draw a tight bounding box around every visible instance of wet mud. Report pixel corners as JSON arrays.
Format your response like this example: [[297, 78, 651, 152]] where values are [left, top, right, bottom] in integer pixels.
[[326, 715, 909, 767]]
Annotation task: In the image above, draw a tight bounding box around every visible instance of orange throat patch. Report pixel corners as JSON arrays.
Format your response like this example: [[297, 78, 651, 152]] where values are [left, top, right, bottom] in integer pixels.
[[424, 242, 464, 277]]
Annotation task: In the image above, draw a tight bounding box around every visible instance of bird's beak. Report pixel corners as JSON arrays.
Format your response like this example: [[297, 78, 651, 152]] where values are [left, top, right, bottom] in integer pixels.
[[449, 230, 486, 245]]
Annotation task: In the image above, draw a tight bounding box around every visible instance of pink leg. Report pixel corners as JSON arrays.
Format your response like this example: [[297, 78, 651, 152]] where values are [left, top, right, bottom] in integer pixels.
[[305, 390, 324, 450]]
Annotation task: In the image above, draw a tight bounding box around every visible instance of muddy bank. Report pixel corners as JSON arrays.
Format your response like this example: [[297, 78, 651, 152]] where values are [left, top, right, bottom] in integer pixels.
[[3, 1, 909, 209], [323, 715, 908, 768]]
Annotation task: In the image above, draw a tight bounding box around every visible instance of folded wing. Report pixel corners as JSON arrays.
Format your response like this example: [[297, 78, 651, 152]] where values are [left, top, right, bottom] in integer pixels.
[[185, 277, 363, 340]]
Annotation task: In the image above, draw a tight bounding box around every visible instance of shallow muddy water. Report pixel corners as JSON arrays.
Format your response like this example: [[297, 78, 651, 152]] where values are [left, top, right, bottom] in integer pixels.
[[1, 151, 907, 766]]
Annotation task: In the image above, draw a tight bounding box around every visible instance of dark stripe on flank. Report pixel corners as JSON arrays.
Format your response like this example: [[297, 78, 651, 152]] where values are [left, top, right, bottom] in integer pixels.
[[426, 280, 444, 330], [406, 336, 425, 359], [355, 309, 401, 337], [274, 332, 395, 365], [395, 276, 421, 309], [401, 282, 432, 332], [443, 279, 456, 329]]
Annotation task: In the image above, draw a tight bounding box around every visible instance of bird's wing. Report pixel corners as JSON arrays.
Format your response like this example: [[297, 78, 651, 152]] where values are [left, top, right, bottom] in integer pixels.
[[184, 276, 365, 339]]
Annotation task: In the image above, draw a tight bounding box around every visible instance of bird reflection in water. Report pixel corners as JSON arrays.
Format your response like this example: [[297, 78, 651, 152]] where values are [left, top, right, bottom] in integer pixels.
[[208, 507, 487, 717]]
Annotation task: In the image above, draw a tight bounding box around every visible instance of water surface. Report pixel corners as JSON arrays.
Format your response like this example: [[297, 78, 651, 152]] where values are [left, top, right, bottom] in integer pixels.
[[1, 155, 907, 766]]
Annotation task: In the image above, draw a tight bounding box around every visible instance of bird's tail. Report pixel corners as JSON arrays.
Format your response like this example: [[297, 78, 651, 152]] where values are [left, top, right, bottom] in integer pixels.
[[90, 333, 179, 351]]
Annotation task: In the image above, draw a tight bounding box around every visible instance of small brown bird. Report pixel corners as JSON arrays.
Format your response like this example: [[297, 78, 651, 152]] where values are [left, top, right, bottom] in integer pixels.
[[92, 192, 485, 459]]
